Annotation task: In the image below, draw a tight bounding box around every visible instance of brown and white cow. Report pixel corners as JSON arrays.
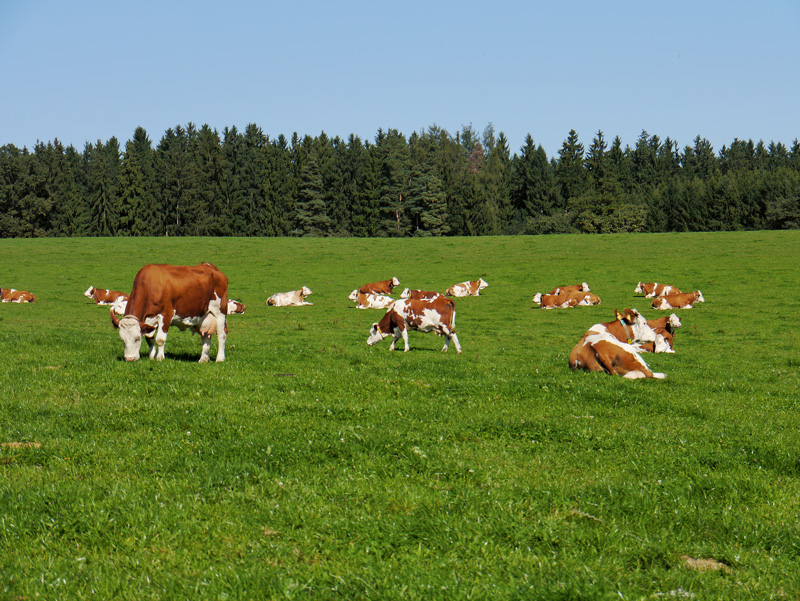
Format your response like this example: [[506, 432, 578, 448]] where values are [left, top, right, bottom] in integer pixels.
[[548, 282, 590, 295], [110, 263, 229, 363], [84, 286, 129, 306], [568, 308, 669, 379], [399, 288, 445, 301], [367, 297, 462, 354], [532, 290, 600, 308], [349, 289, 395, 309], [227, 299, 246, 314], [267, 286, 313, 306], [641, 313, 682, 352], [0, 288, 36, 303], [652, 291, 704, 310], [359, 277, 400, 295], [446, 278, 488, 297], [635, 282, 682, 298]]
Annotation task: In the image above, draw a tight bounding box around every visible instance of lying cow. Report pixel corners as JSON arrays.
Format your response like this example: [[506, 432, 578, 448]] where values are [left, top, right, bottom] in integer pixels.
[[569, 309, 669, 378], [227, 299, 246, 314], [349, 289, 395, 309], [367, 297, 462, 354], [446, 278, 488, 297], [400, 288, 445, 301], [111, 263, 229, 362], [359, 277, 400, 295], [635, 282, 682, 298], [532, 291, 601, 308], [652, 291, 704, 310], [548, 282, 590, 295], [0, 288, 36, 303], [641, 313, 682, 351], [267, 286, 313, 307], [84, 286, 129, 306]]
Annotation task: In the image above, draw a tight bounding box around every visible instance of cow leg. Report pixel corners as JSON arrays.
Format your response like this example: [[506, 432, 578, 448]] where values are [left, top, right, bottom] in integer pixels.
[[389, 328, 401, 351], [153, 313, 169, 361], [198, 333, 212, 363], [208, 298, 227, 363], [401, 328, 411, 352], [145, 335, 156, 360]]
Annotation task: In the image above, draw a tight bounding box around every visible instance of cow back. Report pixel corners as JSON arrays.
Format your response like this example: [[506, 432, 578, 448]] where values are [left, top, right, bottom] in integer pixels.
[[126, 264, 229, 320]]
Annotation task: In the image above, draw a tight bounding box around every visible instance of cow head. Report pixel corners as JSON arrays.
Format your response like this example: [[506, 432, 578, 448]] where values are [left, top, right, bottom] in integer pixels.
[[695, 290, 705, 302], [366, 323, 387, 346], [110, 311, 156, 361], [84, 286, 95, 298], [634, 282, 644, 294], [301, 286, 313, 298], [667, 313, 682, 329], [348, 289, 359, 301], [532, 292, 542, 304], [478, 278, 488, 290], [400, 288, 411, 299], [580, 282, 590, 292], [391, 277, 400, 287]]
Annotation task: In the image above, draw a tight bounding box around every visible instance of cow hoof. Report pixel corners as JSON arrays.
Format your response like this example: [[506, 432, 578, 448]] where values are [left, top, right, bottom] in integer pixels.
[[198, 357, 210, 364]]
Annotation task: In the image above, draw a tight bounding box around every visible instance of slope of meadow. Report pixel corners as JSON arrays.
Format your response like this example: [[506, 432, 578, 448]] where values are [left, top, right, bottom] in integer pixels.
[[1, 232, 799, 600]]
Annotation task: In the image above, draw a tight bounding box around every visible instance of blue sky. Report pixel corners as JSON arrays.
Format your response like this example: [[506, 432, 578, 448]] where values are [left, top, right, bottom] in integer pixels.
[[2, 0, 798, 158]]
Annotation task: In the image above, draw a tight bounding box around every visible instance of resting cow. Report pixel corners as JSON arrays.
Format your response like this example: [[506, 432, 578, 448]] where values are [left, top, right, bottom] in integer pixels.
[[569, 308, 668, 379], [640, 313, 681, 352], [349, 289, 395, 309], [532, 291, 600, 308], [548, 282, 590, 295], [0, 288, 36, 303], [367, 297, 462, 354], [359, 277, 400, 295], [635, 282, 682, 298], [110, 263, 229, 363], [652, 291, 704, 310], [446, 278, 488, 297], [399, 288, 445, 301], [84, 286, 129, 306], [227, 299, 246, 314], [267, 286, 313, 306]]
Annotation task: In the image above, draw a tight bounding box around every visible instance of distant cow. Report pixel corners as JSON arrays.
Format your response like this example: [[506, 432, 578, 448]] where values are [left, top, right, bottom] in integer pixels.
[[0, 288, 36, 303], [84, 286, 129, 306], [267, 286, 313, 307], [548, 282, 590, 295], [569, 309, 669, 378], [110, 263, 229, 363], [367, 297, 462, 354], [400, 288, 445, 301], [349, 289, 395, 309], [652, 291, 704, 310], [532, 291, 600, 308], [635, 282, 682, 298], [359, 277, 400, 295], [227, 299, 246, 314], [446, 278, 488, 297]]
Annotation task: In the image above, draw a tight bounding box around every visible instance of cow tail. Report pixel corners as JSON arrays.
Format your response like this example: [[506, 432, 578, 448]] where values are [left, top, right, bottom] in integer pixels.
[[447, 298, 457, 330]]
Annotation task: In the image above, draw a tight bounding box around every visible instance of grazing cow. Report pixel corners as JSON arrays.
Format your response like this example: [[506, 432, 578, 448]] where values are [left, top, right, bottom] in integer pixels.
[[400, 288, 445, 301], [110, 263, 229, 363], [635, 282, 682, 298], [267, 286, 313, 307], [349, 289, 395, 309], [367, 297, 462, 354], [0, 288, 36, 303], [532, 291, 600, 308], [548, 282, 590, 295], [652, 291, 704, 310], [568, 308, 669, 379], [227, 299, 246, 314], [84, 286, 129, 306], [446, 278, 488, 297], [359, 277, 400, 295]]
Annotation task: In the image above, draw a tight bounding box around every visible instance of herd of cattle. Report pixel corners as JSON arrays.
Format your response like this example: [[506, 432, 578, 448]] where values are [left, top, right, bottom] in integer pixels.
[[3, 266, 703, 379]]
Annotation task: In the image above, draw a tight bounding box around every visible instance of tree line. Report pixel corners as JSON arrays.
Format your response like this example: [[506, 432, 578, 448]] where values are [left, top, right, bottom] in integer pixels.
[[2, 123, 799, 238]]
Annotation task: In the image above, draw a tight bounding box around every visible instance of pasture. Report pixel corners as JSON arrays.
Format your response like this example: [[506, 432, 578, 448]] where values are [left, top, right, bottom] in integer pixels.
[[1, 231, 799, 600]]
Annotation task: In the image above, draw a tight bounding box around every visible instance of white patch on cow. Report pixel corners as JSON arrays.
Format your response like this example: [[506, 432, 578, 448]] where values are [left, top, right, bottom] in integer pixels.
[[400, 288, 410, 299], [84, 286, 95, 298], [366, 323, 386, 346], [634, 282, 644, 294], [696, 290, 704, 302], [118, 317, 144, 361], [348, 289, 359, 301], [391, 277, 400, 287], [668, 313, 682, 329], [532, 292, 542, 304]]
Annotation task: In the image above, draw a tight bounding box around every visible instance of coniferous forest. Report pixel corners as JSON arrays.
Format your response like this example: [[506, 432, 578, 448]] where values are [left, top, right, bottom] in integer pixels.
[[2, 123, 799, 238]]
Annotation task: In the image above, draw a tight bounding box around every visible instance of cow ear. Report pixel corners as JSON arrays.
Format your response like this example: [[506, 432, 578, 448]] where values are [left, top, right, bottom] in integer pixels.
[[614, 309, 623, 322]]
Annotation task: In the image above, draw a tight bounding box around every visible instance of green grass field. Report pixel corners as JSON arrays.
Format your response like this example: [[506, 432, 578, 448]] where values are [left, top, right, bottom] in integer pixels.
[[1, 232, 799, 600]]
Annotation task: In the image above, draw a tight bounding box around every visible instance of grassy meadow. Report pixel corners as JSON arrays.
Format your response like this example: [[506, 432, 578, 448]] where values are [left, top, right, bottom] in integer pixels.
[[1, 231, 799, 600]]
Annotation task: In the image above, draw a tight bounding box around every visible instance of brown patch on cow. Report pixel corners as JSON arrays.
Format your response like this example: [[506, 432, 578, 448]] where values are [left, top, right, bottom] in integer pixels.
[[680, 556, 731, 573], [1, 441, 42, 449]]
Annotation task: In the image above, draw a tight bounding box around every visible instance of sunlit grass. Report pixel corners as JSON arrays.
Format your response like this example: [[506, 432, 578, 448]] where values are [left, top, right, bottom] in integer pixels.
[[1, 231, 799, 599]]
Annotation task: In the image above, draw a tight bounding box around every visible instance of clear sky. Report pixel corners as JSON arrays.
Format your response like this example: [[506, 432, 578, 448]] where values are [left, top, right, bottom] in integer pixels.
[[2, 0, 798, 159]]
